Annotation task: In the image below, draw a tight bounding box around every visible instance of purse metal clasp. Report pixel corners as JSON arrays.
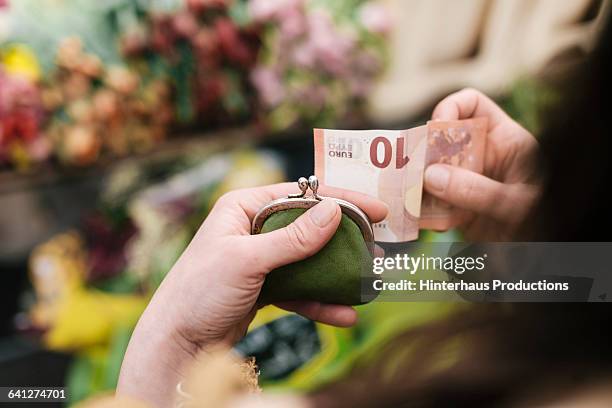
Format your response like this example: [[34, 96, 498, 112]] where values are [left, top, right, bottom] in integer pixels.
[[288, 176, 320, 200], [251, 176, 375, 255]]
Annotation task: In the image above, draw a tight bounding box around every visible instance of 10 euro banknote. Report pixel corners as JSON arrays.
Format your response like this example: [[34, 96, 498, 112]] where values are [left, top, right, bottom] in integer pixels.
[[314, 118, 487, 243]]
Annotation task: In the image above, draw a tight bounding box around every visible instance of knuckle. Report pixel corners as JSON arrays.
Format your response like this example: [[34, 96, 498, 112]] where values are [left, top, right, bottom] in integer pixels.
[[453, 174, 498, 212], [216, 190, 238, 206], [458, 87, 481, 98], [214, 188, 254, 208]]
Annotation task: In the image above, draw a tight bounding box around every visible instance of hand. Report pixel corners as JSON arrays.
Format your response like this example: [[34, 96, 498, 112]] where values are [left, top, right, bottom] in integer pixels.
[[424, 88, 540, 240], [117, 183, 387, 407]]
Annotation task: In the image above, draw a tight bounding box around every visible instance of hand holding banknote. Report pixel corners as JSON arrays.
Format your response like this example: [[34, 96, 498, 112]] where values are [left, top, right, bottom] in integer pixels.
[[424, 88, 540, 240]]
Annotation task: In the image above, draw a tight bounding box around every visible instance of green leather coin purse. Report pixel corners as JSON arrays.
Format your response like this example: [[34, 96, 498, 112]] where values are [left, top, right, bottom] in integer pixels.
[[252, 176, 376, 306]]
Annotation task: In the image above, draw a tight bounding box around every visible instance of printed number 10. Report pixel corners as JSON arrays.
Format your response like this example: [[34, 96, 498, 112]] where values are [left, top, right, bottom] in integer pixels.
[[369, 137, 410, 169]]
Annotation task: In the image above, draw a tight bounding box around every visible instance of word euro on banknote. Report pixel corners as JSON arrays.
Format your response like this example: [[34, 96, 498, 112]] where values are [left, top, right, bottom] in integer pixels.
[[314, 127, 428, 242]]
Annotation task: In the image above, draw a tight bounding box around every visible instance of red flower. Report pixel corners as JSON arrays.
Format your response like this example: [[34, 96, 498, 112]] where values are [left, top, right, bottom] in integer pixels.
[[172, 11, 199, 38], [186, 0, 228, 14], [83, 213, 137, 282], [215, 18, 254, 66], [196, 75, 226, 112], [151, 15, 177, 54], [2, 111, 38, 143]]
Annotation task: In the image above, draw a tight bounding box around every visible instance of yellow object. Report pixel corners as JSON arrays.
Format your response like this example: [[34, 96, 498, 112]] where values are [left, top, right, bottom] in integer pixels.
[[248, 305, 291, 329], [1, 43, 42, 82], [181, 349, 260, 408], [210, 151, 285, 204], [44, 288, 146, 351], [29, 231, 88, 328], [29, 231, 148, 351]]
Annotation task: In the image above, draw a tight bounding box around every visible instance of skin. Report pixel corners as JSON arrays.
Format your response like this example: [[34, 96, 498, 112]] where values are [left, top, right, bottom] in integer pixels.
[[117, 89, 540, 407], [117, 183, 388, 408], [425, 88, 540, 240]]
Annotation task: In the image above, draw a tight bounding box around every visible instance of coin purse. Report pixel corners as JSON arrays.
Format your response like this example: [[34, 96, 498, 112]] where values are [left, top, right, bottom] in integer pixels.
[[252, 176, 376, 306]]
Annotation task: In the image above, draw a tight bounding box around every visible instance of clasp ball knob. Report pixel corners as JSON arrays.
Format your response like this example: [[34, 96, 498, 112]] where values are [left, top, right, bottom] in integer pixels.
[[297, 177, 309, 193], [308, 175, 319, 195]]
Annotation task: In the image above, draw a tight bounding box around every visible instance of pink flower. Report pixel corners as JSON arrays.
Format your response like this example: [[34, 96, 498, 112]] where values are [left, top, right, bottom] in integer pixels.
[[0, 68, 47, 161], [279, 6, 307, 40], [27, 135, 52, 161], [292, 42, 316, 68], [307, 11, 355, 76], [172, 11, 199, 38], [0, 69, 42, 120], [293, 84, 328, 110], [251, 67, 285, 107], [358, 2, 391, 35], [248, 0, 303, 22]]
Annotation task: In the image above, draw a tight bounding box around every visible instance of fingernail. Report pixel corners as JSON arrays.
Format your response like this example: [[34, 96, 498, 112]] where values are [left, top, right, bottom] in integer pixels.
[[425, 165, 450, 192], [310, 199, 338, 227]]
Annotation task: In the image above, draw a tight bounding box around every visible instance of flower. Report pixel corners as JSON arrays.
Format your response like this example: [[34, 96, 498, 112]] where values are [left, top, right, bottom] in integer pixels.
[[251, 67, 284, 107], [0, 67, 48, 167], [215, 18, 253, 65], [358, 2, 391, 35], [172, 11, 199, 38], [248, 0, 303, 22], [279, 5, 307, 40], [187, 0, 228, 14], [105, 66, 139, 95], [306, 10, 356, 76], [0, 43, 42, 82], [249, 0, 389, 131], [61, 124, 100, 165]]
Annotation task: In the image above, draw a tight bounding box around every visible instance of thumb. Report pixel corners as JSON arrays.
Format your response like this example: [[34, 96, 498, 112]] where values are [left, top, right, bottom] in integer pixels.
[[424, 164, 510, 220], [251, 198, 341, 271]]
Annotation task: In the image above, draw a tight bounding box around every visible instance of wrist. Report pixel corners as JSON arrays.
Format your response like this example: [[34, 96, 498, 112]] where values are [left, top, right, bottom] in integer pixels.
[[117, 295, 199, 407]]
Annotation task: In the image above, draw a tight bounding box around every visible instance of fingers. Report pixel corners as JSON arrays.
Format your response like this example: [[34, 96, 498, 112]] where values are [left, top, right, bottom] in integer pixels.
[[219, 183, 388, 224], [424, 164, 512, 221], [432, 88, 512, 130], [275, 301, 358, 327], [318, 185, 388, 223], [251, 199, 342, 270]]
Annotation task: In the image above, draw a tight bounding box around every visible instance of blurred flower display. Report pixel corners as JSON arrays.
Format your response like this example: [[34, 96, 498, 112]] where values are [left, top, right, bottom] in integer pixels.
[[249, 0, 389, 130], [43, 37, 173, 166], [0, 0, 389, 170], [119, 0, 260, 127]]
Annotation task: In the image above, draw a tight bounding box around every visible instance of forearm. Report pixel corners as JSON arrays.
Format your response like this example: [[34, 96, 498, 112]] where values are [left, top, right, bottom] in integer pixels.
[[116, 295, 197, 408], [116, 256, 251, 407]]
